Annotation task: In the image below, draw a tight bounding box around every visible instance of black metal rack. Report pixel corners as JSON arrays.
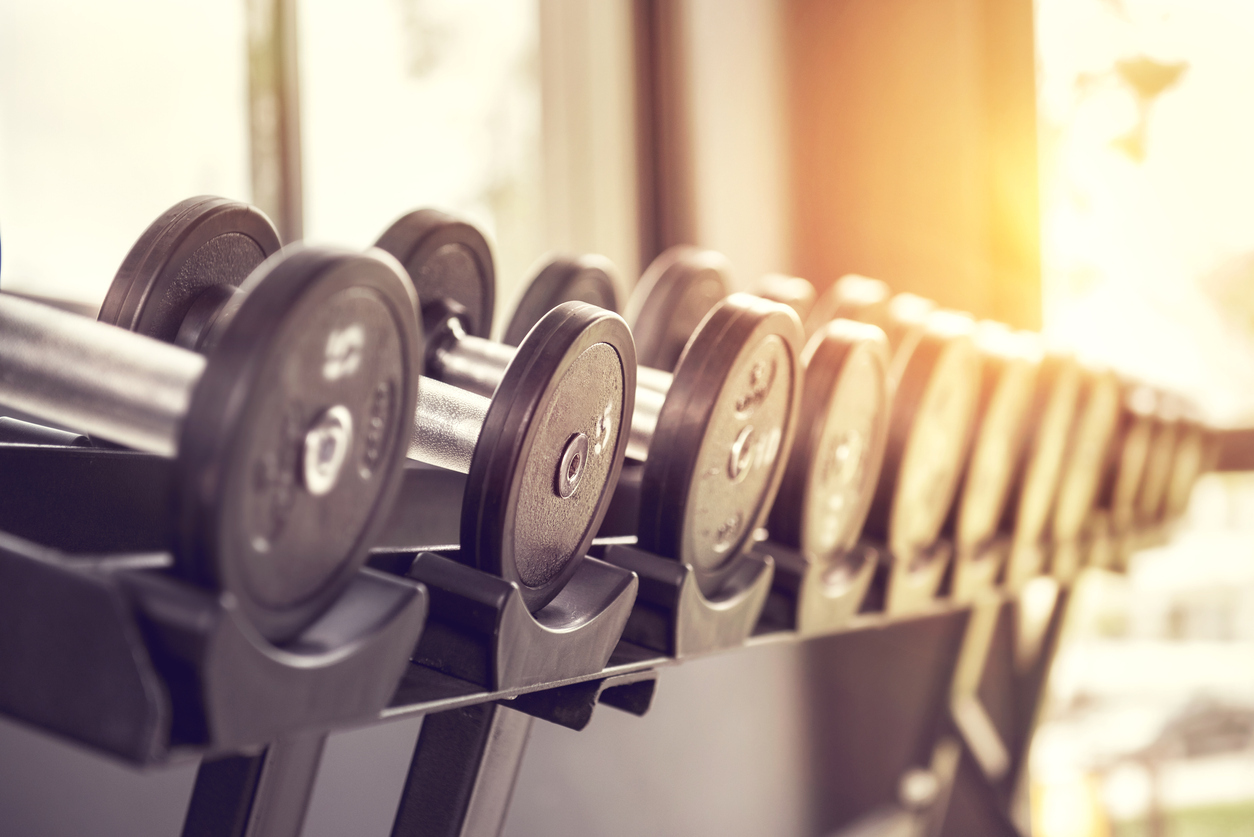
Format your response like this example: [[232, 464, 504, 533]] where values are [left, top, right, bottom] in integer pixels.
[[0, 434, 1124, 837]]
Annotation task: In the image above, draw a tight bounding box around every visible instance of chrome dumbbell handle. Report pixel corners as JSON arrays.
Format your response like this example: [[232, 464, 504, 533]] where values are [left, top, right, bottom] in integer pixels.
[[0, 293, 203, 456], [429, 317, 668, 463], [408, 376, 489, 474]]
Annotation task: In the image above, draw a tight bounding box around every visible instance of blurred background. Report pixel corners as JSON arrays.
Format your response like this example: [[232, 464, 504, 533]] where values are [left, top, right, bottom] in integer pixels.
[[1, 0, 1253, 835]]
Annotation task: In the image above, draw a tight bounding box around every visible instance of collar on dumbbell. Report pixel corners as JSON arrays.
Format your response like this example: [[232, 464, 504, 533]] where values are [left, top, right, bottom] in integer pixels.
[[422, 296, 472, 366]]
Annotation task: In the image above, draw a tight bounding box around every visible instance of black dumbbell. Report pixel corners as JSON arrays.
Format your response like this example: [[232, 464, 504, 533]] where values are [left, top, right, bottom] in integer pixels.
[[861, 299, 983, 570], [796, 274, 892, 341], [750, 274, 818, 326], [767, 319, 892, 565], [1094, 383, 1157, 542], [1050, 364, 1122, 549], [1136, 391, 1183, 527], [93, 198, 635, 613], [623, 246, 732, 373], [374, 213, 641, 606], [386, 220, 806, 597], [1162, 408, 1208, 522], [502, 254, 620, 347], [997, 344, 1083, 583], [945, 323, 1040, 570], [0, 203, 421, 642], [513, 251, 897, 589]]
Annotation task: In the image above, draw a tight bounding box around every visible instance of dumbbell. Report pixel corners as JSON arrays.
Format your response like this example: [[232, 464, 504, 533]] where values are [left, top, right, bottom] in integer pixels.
[[1050, 365, 1122, 549], [0, 204, 421, 642], [985, 340, 1080, 583], [1136, 392, 1182, 527], [630, 267, 979, 587], [769, 277, 984, 567], [795, 273, 893, 341], [622, 246, 732, 372], [745, 274, 817, 326], [944, 323, 1040, 563], [501, 254, 620, 347], [766, 319, 892, 565], [857, 299, 983, 567], [517, 253, 895, 586], [395, 222, 805, 597], [1163, 411, 1207, 521], [91, 197, 635, 614], [1093, 383, 1157, 544]]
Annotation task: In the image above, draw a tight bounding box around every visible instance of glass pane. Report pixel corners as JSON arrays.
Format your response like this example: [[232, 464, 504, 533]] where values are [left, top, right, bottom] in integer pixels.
[[298, 0, 542, 323], [0, 1, 250, 307]]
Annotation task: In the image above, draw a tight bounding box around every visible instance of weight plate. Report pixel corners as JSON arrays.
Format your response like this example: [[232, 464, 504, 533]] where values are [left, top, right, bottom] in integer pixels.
[[99, 196, 280, 343], [502, 254, 620, 347], [805, 274, 891, 338], [951, 323, 1040, 553], [1164, 419, 1205, 520], [767, 319, 891, 560], [864, 311, 981, 561], [1003, 350, 1083, 549], [375, 209, 496, 339], [178, 247, 421, 642], [1103, 384, 1157, 532], [752, 273, 817, 324], [1051, 366, 1121, 544], [463, 302, 634, 611], [1137, 401, 1179, 524], [639, 294, 803, 596], [627, 246, 730, 372]]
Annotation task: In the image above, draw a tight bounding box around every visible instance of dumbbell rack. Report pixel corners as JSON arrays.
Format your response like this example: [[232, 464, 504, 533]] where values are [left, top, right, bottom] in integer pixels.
[[0, 423, 1166, 837]]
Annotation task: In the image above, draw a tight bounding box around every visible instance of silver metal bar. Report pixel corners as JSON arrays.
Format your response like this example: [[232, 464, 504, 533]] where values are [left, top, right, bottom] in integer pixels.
[[627, 384, 664, 461], [408, 376, 490, 474], [0, 294, 204, 457], [431, 333, 515, 399], [636, 365, 673, 395], [431, 324, 672, 462]]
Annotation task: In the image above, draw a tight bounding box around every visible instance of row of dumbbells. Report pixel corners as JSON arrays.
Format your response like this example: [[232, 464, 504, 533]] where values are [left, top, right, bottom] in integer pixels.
[[0, 196, 1209, 650]]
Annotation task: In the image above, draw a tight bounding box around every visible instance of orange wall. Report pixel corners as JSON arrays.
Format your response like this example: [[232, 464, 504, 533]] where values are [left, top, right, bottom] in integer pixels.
[[785, 0, 1042, 328]]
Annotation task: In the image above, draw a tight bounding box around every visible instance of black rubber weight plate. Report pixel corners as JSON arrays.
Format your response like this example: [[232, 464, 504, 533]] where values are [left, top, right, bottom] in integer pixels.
[[503, 254, 620, 347], [865, 313, 981, 560], [627, 246, 730, 372], [952, 325, 1039, 552], [1052, 368, 1120, 543], [99, 196, 281, 343], [375, 209, 495, 339], [1005, 354, 1082, 545], [805, 274, 891, 338], [463, 302, 635, 612], [178, 247, 421, 643], [639, 294, 803, 597], [767, 319, 891, 560]]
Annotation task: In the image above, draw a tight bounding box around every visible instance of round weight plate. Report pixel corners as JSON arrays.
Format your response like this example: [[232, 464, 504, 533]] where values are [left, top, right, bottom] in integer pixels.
[[178, 247, 421, 642], [767, 319, 891, 560], [1051, 367, 1121, 543], [805, 274, 891, 338], [463, 302, 634, 611], [639, 294, 803, 596], [627, 246, 730, 372], [1106, 386, 1157, 532], [752, 273, 817, 324], [1164, 420, 1204, 520], [375, 209, 496, 339], [502, 254, 620, 347], [1004, 351, 1083, 548], [1137, 411, 1179, 524], [99, 196, 281, 343], [952, 323, 1040, 552], [865, 311, 981, 561]]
